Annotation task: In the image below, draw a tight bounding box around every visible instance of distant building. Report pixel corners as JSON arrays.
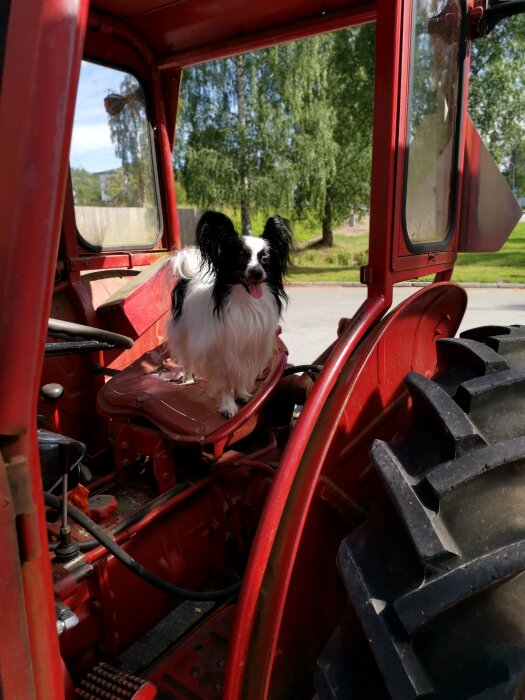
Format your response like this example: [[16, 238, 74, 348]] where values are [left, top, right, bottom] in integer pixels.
[[94, 169, 118, 202]]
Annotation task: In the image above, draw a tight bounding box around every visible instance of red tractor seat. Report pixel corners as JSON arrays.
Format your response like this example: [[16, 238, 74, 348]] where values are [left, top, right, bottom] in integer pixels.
[[97, 336, 288, 447]]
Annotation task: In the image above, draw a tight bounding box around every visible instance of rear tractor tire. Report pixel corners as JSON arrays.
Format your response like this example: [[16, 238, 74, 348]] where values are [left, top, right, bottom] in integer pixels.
[[316, 325, 525, 700]]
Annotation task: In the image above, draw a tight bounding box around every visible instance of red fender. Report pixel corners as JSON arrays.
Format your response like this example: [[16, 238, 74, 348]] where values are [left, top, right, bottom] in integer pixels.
[[225, 282, 467, 698]]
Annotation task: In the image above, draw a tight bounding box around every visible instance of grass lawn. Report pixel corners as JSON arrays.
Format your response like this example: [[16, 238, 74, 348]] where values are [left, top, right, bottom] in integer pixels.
[[286, 222, 525, 284], [453, 222, 525, 283], [287, 234, 367, 282]]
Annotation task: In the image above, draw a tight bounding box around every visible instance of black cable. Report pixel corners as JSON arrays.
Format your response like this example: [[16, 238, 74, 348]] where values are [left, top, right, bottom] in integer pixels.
[[48, 480, 191, 552], [281, 364, 323, 376], [44, 492, 241, 601], [282, 363, 323, 383]]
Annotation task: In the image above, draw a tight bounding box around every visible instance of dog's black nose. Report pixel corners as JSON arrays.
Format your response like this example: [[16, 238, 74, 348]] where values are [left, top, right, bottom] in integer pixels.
[[247, 265, 264, 281]]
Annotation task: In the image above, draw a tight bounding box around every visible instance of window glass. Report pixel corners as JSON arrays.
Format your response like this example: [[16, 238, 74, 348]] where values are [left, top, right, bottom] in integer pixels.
[[404, 0, 462, 245], [70, 61, 161, 250]]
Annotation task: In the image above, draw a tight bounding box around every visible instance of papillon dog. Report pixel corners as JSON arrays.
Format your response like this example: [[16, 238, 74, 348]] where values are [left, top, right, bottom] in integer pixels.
[[168, 211, 292, 418]]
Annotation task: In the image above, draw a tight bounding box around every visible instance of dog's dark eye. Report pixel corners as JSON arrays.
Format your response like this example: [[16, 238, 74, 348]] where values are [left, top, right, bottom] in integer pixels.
[[260, 255, 269, 265]]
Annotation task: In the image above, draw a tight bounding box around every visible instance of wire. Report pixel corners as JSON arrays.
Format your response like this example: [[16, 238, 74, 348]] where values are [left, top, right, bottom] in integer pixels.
[[44, 492, 241, 602], [281, 364, 323, 376], [281, 364, 323, 382]]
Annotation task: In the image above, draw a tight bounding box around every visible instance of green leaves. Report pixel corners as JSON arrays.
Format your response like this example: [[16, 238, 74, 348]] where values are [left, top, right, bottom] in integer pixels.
[[469, 16, 525, 193], [176, 25, 375, 243]]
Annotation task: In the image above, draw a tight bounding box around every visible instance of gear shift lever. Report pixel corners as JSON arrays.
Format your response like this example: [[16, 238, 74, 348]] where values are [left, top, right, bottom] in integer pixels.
[[53, 441, 80, 564], [40, 383, 64, 433]]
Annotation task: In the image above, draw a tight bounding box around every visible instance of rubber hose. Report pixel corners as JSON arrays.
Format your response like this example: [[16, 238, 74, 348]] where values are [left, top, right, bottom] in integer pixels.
[[44, 492, 241, 601], [281, 364, 323, 376]]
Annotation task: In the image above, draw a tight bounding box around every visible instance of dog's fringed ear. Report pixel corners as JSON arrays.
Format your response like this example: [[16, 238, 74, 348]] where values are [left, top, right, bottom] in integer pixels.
[[262, 216, 292, 275], [196, 211, 238, 271]]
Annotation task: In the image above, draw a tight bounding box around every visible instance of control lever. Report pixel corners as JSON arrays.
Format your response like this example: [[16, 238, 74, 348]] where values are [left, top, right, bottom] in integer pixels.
[[53, 440, 81, 564], [40, 382, 64, 432]]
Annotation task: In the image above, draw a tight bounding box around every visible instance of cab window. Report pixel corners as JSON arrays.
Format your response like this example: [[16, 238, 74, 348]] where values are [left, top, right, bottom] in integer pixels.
[[70, 61, 162, 250]]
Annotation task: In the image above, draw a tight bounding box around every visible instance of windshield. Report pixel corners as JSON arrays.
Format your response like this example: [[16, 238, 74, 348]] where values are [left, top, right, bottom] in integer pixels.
[[70, 61, 162, 250]]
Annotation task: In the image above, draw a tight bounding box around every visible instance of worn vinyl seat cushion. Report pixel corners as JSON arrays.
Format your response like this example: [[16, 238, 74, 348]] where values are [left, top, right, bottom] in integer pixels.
[[97, 336, 287, 444]]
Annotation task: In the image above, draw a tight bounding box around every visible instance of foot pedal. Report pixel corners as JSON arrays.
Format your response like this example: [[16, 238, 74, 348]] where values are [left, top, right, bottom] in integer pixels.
[[76, 662, 157, 699]]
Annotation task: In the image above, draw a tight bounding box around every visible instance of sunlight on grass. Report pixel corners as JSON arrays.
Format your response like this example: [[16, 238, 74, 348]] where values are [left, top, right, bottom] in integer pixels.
[[285, 222, 525, 284], [453, 222, 525, 283], [287, 234, 368, 282]]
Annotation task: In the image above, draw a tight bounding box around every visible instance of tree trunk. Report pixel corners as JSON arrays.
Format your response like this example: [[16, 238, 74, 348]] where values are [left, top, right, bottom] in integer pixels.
[[235, 55, 252, 236], [322, 189, 333, 247]]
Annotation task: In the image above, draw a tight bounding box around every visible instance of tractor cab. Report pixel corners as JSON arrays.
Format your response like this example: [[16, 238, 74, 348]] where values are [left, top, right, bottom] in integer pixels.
[[1, 0, 525, 698]]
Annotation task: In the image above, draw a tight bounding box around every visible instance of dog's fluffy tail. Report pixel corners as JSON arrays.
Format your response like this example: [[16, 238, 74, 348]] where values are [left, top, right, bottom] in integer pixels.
[[171, 247, 205, 280]]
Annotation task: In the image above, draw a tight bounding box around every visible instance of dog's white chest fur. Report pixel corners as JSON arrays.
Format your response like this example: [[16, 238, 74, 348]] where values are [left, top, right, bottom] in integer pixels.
[[168, 268, 279, 417]]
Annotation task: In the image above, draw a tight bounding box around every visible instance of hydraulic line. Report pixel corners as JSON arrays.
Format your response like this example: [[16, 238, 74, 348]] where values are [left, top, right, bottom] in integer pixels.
[[281, 364, 323, 377], [44, 492, 241, 601]]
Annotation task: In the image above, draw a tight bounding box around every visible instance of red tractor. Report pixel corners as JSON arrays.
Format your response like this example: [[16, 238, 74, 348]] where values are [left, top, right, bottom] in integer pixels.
[[1, 0, 525, 697]]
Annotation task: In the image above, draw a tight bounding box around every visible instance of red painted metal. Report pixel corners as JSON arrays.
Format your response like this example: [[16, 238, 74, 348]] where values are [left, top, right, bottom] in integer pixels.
[[224, 295, 388, 697], [0, 455, 37, 698], [0, 0, 492, 696], [61, 252, 166, 272], [157, 5, 377, 70], [0, 1, 89, 698], [91, 0, 377, 64], [146, 604, 236, 697], [82, 474, 221, 564], [226, 282, 467, 698], [58, 466, 271, 678], [361, 0, 403, 301], [96, 256, 173, 338], [152, 65, 181, 250], [389, 0, 456, 273]]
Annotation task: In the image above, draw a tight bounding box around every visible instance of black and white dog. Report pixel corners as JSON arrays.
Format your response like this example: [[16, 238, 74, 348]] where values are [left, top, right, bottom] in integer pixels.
[[168, 211, 292, 417]]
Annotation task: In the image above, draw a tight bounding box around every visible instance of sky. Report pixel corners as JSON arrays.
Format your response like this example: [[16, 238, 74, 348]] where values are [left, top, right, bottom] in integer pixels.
[[70, 61, 126, 173]]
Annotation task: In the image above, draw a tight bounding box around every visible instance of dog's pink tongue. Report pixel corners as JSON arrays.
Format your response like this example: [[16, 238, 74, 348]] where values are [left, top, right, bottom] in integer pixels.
[[247, 281, 263, 299]]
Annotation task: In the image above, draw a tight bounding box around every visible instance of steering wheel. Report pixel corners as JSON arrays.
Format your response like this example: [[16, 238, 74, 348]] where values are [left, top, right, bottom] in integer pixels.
[[46, 318, 134, 356]]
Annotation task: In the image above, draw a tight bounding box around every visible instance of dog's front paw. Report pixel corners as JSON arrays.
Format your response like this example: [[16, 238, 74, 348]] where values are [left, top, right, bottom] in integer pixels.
[[236, 389, 252, 404], [219, 396, 239, 418]]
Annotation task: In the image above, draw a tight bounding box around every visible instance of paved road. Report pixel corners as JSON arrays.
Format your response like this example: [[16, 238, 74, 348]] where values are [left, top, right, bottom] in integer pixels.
[[280, 285, 525, 365]]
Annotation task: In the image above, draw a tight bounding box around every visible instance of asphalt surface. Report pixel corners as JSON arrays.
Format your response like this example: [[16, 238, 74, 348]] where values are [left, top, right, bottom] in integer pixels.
[[280, 285, 525, 365]]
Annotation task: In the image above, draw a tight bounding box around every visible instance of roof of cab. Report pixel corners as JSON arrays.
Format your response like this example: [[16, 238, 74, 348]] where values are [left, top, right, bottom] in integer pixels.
[[90, 0, 375, 66]]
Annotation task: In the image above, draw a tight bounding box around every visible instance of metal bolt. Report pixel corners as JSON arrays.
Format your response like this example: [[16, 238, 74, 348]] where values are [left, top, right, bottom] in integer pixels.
[[190, 667, 200, 677]]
